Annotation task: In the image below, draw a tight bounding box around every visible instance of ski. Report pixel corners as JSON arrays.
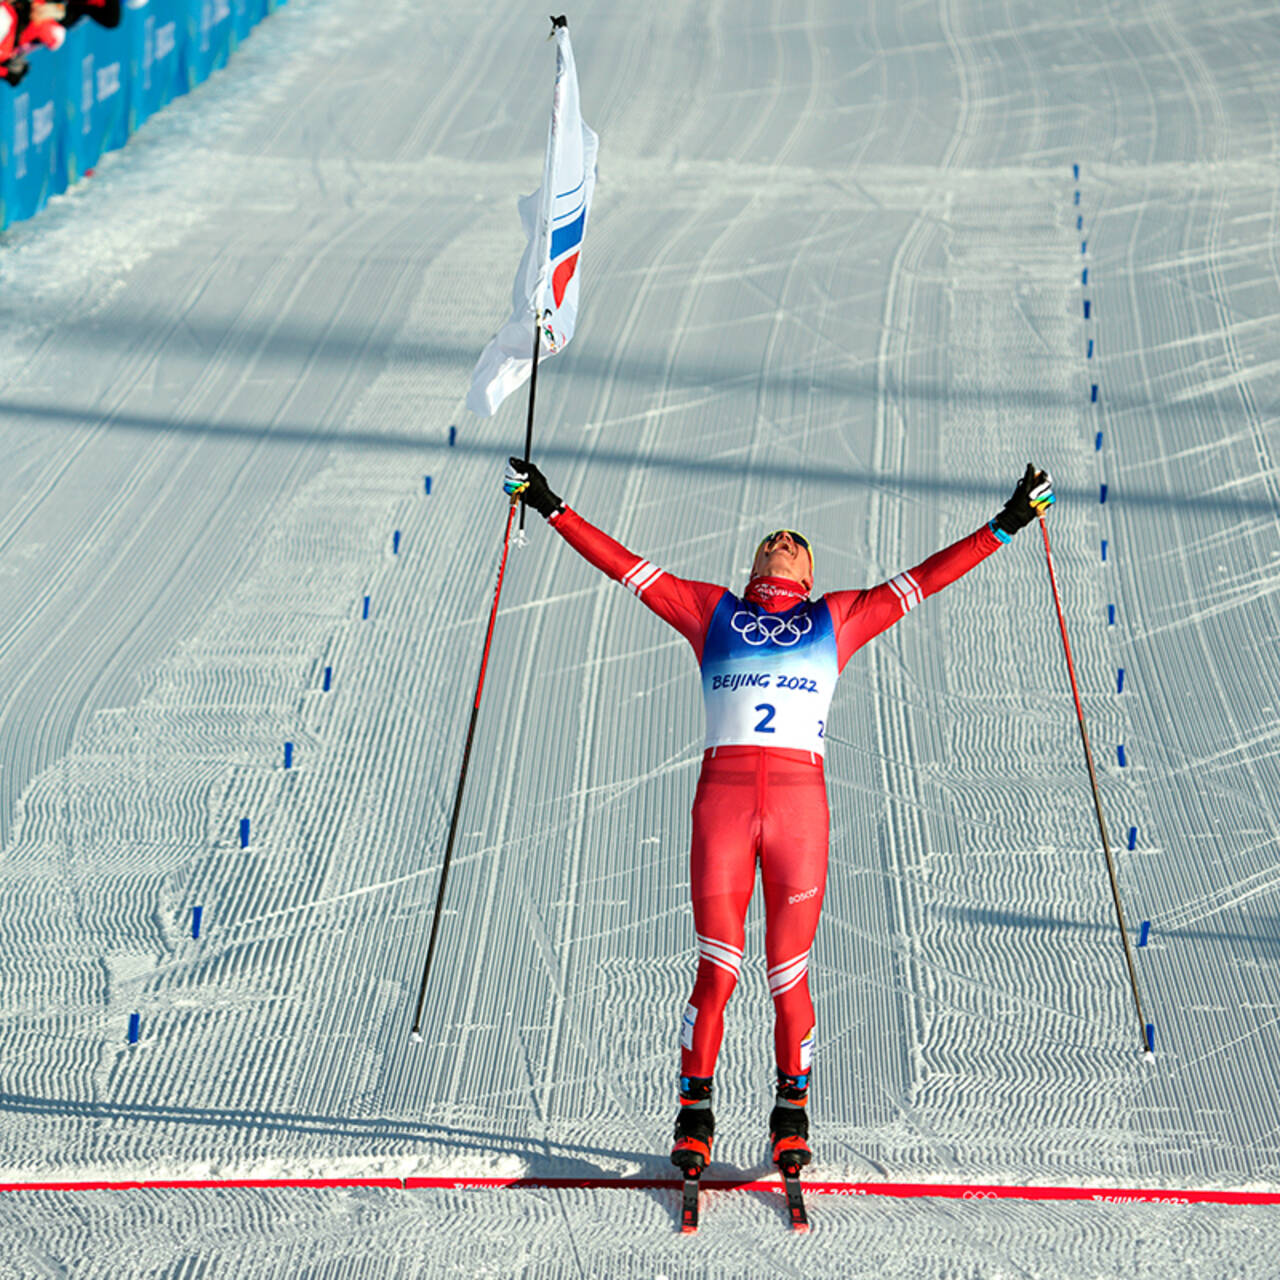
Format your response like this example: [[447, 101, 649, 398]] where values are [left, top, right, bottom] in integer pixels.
[[680, 1171, 701, 1233], [780, 1165, 809, 1232]]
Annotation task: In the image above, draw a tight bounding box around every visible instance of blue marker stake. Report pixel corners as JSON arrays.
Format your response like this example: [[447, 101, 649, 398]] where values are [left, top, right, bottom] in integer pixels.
[[363, 595, 371, 620], [1087, 338, 1094, 358], [1082, 267, 1088, 284], [323, 665, 332, 692], [284, 742, 294, 769], [1091, 383, 1098, 403], [1100, 483, 1108, 503], [128, 1013, 140, 1045], [1073, 163, 1079, 179], [1117, 667, 1125, 693], [448, 426, 456, 447], [240, 818, 250, 849], [1074, 190, 1080, 205], [1139, 921, 1150, 947], [393, 530, 401, 555], [1084, 299, 1091, 319], [1128, 826, 1137, 850], [1145, 1024, 1156, 1053], [424, 476, 433, 495], [1108, 604, 1116, 625], [1082, 240, 1088, 254], [192, 906, 203, 939], [1095, 431, 1104, 451], [1077, 215, 1083, 230], [1101, 539, 1108, 562], [1118, 743, 1127, 767]]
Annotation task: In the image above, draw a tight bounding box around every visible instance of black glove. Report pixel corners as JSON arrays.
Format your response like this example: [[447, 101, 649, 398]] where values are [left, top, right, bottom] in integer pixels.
[[503, 457, 563, 519], [992, 463, 1055, 536], [2, 55, 30, 86]]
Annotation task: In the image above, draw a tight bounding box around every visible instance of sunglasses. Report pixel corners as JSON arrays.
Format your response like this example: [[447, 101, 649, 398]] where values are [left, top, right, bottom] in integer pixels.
[[761, 529, 812, 553]]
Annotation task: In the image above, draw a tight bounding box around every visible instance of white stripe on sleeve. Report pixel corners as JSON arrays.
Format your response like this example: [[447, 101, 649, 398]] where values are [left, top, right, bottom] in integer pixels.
[[622, 559, 664, 598]]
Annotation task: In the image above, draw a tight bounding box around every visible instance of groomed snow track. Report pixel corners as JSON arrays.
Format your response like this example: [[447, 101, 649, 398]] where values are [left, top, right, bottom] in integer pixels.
[[3, 0, 1280, 1275]]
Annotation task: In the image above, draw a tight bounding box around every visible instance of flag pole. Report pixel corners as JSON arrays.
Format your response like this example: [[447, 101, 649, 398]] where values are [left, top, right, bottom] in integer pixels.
[[1037, 513, 1153, 1055], [519, 317, 543, 532], [518, 14, 564, 530]]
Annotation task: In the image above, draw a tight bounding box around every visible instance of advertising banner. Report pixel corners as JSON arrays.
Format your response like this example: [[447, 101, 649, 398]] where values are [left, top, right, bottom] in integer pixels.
[[1, 0, 285, 229], [130, 0, 185, 131], [64, 13, 131, 180], [0, 45, 67, 226]]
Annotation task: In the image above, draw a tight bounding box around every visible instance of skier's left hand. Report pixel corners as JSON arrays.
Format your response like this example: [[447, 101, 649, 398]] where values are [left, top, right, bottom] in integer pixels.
[[993, 464, 1054, 536]]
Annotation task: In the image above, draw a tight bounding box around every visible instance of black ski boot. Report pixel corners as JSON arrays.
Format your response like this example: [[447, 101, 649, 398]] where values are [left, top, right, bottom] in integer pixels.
[[769, 1070, 812, 1170], [670, 1075, 715, 1175]]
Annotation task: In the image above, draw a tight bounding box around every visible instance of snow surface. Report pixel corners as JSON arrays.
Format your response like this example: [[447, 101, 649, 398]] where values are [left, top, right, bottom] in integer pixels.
[[2, 0, 1280, 1273]]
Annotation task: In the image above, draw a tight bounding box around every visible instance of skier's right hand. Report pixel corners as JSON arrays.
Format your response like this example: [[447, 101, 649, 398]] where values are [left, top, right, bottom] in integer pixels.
[[503, 458, 563, 519]]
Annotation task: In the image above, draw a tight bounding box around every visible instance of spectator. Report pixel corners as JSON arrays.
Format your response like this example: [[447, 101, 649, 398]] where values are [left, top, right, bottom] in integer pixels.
[[1, 1, 28, 85], [17, 1, 68, 51], [66, 0, 121, 27]]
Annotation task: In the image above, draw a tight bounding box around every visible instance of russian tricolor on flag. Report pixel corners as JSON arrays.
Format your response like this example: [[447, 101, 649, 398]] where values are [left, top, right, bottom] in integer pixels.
[[467, 18, 598, 417]]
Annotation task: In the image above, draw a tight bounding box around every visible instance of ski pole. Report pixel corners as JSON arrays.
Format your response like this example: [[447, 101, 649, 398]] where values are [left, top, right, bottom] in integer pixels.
[[410, 495, 520, 1039], [1037, 513, 1152, 1055]]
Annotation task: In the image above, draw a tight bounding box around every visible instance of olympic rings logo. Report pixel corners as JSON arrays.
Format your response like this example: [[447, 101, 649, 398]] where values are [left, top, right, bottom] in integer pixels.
[[730, 609, 813, 647]]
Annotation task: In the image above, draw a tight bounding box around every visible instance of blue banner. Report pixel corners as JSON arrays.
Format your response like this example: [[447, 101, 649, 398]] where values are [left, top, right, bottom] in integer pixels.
[[130, 0, 186, 131], [0, 45, 67, 227], [183, 0, 234, 88], [64, 14, 132, 180], [0, 0, 285, 229]]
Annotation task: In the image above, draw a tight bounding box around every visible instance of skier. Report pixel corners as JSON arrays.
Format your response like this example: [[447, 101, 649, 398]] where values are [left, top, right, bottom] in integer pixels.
[[503, 458, 1054, 1175]]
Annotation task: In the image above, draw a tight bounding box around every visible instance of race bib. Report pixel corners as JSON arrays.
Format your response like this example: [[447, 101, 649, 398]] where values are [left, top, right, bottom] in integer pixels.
[[700, 596, 837, 754]]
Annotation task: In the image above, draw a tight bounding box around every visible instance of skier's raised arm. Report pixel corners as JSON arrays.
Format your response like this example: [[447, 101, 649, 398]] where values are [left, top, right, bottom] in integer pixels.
[[825, 464, 1055, 667], [503, 459, 726, 657]]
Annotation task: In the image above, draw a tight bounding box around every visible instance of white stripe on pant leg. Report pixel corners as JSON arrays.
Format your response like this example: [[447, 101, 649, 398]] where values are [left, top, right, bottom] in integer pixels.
[[769, 963, 806, 995], [698, 935, 744, 977], [698, 933, 743, 957], [771, 969, 808, 997], [698, 934, 743, 964], [767, 949, 807, 979], [768, 951, 809, 996]]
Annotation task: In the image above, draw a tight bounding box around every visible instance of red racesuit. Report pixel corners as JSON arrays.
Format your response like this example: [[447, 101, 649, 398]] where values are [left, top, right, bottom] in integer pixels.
[[549, 506, 1004, 1079]]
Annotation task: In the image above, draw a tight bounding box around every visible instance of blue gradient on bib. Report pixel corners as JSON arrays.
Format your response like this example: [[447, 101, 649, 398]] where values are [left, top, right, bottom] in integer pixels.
[[700, 595, 837, 687]]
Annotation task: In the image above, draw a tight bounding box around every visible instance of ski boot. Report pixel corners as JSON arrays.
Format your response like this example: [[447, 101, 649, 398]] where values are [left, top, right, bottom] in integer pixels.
[[769, 1070, 812, 1170], [670, 1075, 714, 1175]]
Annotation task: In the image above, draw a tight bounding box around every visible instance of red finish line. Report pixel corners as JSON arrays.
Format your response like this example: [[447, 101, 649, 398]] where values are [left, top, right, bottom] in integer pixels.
[[0, 1176, 1276, 1206]]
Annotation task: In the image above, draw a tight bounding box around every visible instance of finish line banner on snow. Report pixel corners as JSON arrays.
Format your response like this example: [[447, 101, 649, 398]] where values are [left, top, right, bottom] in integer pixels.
[[466, 19, 598, 418]]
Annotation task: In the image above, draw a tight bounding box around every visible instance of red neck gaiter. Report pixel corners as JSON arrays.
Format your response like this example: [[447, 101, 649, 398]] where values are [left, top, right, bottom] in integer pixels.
[[743, 575, 810, 612]]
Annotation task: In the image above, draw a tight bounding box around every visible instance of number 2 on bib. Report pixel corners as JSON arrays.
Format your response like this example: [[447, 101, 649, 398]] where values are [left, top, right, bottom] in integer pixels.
[[754, 703, 777, 733]]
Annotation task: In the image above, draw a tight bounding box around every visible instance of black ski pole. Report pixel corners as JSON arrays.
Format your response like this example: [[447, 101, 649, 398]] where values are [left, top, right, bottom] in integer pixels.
[[410, 496, 520, 1039], [1038, 513, 1153, 1056]]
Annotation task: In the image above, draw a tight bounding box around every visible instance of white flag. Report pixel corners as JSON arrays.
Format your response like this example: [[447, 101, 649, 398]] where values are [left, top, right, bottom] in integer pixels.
[[466, 21, 598, 418]]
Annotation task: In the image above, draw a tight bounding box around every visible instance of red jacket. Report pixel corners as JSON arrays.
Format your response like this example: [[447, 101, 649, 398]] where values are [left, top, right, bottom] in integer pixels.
[[549, 507, 1003, 756]]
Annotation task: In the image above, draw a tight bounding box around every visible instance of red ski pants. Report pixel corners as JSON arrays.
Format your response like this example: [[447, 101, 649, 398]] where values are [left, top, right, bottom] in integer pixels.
[[680, 746, 828, 1079]]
